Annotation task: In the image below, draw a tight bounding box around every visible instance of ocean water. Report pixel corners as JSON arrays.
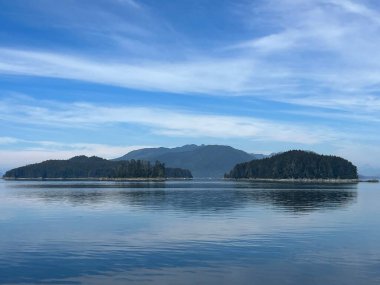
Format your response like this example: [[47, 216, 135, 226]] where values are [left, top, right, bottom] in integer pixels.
[[0, 179, 379, 285]]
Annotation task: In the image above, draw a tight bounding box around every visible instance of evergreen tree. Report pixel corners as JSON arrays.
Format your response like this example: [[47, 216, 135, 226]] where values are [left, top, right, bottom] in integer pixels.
[[225, 150, 358, 179], [3, 156, 192, 179]]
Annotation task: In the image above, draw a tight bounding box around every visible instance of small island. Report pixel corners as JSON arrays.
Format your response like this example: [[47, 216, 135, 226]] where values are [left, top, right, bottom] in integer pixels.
[[3, 155, 193, 180], [225, 150, 358, 182]]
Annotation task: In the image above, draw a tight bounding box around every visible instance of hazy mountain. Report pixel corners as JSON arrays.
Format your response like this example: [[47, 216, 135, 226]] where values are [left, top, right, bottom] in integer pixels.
[[115, 144, 265, 178], [358, 164, 380, 178], [226, 150, 358, 180]]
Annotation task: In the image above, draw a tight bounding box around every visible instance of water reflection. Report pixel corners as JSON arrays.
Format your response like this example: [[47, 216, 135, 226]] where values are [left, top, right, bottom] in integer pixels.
[[1, 181, 378, 285], [9, 180, 357, 213]]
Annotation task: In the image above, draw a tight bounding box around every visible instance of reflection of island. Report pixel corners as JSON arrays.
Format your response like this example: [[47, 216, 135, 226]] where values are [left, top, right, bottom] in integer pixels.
[[249, 190, 357, 213], [13, 181, 358, 214]]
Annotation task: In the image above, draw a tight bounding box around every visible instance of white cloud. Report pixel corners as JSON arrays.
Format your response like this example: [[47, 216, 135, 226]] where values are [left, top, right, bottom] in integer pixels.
[[0, 0, 379, 117], [227, 0, 380, 108], [0, 48, 259, 94], [329, 0, 380, 25], [227, 30, 303, 53], [0, 141, 150, 170], [0, 96, 340, 145], [0, 137, 21, 144]]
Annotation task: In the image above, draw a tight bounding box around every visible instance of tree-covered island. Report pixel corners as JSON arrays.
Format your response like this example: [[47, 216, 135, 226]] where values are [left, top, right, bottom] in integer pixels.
[[3, 156, 192, 179], [225, 150, 358, 180]]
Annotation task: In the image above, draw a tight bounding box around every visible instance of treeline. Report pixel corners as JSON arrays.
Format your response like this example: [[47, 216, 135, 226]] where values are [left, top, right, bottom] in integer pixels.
[[3, 156, 192, 179], [225, 150, 358, 179]]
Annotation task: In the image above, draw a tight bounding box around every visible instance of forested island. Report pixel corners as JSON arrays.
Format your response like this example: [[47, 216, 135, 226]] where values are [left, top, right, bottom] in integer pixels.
[[3, 156, 192, 179], [225, 150, 358, 180]]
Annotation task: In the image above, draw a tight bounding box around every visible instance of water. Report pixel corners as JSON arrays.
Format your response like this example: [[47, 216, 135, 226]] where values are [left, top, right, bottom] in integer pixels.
[[0, 179, 379, 285]]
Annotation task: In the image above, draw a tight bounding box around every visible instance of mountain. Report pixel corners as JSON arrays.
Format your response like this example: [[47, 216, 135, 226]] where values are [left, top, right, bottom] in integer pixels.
[[115, 144, 265, 178], [225, 150, 358, 180], [358, 164, 380, 178], [3, 156, 192, 179]]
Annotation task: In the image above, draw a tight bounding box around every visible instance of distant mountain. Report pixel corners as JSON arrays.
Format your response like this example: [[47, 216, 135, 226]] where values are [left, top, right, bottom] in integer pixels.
[[358, 174, 380, 180], [3, 156, 192, 179], [115, 144, 265, 178], [225, 150, 358, 180], [358, 164, 380, 178]]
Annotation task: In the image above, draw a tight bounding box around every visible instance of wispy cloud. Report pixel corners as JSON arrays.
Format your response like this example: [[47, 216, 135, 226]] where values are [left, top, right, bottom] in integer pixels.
[[286, 94, 380, 114], [0, 0, 380, 114], [228, 0, 380, 108], [330, 0, 380, 25], [1, 0, 172, 59], [0, 140, 149, 170], [2, 44, 380, 124], [0, 48, 263, 94], [0, 137, 21, 144], [1, 0, 380, 173], [0, 96, 339, 145], [115, 0, 141, 9]]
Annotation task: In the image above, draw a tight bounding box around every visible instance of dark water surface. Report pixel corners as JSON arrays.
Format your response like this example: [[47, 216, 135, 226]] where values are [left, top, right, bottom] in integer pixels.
[[1, 180, 379, 284]]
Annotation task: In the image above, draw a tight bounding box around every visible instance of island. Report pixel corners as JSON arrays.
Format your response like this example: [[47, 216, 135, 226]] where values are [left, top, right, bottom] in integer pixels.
[[3, 155, 193, 180], [225, 150, 358, 181]]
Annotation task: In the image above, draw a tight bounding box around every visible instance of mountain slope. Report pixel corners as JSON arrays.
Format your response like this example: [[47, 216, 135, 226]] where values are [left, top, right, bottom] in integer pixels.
[[225, 150, 358, 179], [115, 145, 264, 178]]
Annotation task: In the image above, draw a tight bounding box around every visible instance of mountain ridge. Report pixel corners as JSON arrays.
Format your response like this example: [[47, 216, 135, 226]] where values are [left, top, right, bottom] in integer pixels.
[[115, 144, 265, 178]]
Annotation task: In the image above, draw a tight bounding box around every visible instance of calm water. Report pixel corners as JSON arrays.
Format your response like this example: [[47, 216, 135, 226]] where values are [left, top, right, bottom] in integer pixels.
[[1, 179, 380, 285]]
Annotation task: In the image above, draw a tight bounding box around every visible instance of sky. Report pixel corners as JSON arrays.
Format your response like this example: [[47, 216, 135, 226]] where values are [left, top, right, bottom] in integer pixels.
[[0, 0, 380, 175]]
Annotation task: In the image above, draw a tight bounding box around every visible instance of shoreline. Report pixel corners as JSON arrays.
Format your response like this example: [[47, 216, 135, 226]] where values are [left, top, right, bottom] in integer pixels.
[[224, 178, 372, 183], [2, 177, 192, 182], [2, 177, 378, 183]]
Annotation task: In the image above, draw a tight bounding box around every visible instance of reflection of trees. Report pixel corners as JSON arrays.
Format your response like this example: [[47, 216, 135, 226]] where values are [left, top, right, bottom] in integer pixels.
[[16, 181, 358, 213], [246, 189, 357, 213]]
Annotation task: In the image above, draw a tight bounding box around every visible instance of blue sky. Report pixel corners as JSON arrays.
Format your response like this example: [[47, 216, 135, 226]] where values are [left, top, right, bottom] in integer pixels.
[[0, 0, 380, 175]]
